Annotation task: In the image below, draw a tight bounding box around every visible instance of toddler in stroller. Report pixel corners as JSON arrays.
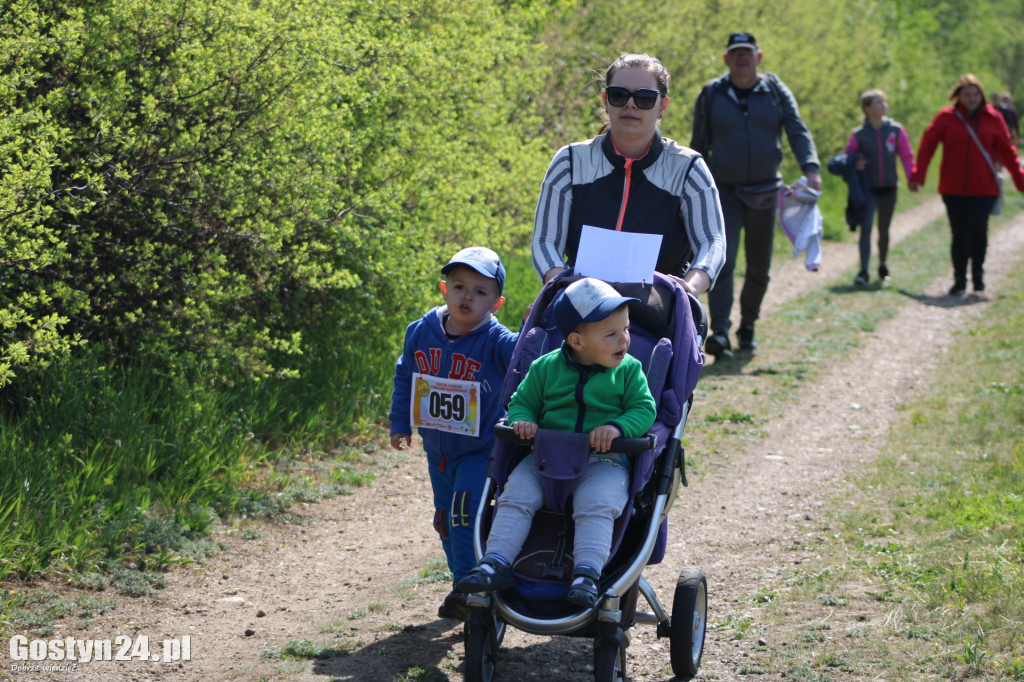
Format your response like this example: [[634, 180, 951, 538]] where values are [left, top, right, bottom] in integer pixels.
[[458, 271, 709, 682], [456, 277, 657, 608]]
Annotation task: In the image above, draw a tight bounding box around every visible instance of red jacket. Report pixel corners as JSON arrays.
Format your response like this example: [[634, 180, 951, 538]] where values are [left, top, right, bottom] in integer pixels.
[[912, 102, 1024, 196]]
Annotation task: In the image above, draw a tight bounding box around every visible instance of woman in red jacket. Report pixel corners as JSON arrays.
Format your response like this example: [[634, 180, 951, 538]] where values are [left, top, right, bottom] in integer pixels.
[[910, 74, 1024, 294]]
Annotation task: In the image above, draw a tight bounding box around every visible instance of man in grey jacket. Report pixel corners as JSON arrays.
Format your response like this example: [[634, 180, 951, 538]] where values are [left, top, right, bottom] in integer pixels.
[[691, 32, 821, 358]]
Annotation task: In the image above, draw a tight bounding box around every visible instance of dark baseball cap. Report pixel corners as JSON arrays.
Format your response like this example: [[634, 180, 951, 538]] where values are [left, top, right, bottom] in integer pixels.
[[726, 32, 758, 52], [441, 247, 506, 293]]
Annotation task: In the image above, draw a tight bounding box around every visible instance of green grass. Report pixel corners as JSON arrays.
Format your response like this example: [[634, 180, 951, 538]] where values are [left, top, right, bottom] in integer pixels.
[[259, 638, 350, 660], [717, 209, 1024, 679], [0, 588, 118, 636], [396, 667, 449, 682], [0, 345, 382, 593], [844, 254, 1024, 676]]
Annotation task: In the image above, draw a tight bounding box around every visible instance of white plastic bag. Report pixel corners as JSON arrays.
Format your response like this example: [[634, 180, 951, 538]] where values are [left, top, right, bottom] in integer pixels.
[[778, 176, 823, 271]]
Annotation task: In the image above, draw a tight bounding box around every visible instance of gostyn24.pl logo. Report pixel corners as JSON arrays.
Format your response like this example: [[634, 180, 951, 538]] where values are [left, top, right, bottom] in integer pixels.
[[7, 634, 191, 664]]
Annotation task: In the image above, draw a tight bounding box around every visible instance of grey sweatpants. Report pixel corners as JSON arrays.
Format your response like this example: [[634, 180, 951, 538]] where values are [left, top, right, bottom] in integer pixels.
[[484, 453, 630, 571]]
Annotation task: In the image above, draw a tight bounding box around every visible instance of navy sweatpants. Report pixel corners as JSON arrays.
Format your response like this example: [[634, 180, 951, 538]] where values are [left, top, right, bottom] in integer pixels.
[[426, 450, 489, 583]]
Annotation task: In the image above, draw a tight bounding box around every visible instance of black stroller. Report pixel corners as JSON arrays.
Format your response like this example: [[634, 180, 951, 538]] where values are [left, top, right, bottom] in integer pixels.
[[463, 271, 709, 681]]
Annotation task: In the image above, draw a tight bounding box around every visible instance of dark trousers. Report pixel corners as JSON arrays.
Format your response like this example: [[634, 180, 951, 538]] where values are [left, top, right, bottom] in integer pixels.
[[941, 194, 997, 286], [860, 187, 897, 272], [708, 186, 777, 335]]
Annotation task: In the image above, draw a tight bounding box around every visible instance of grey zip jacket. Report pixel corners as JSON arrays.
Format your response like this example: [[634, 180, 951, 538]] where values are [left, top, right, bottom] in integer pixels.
[[690, 72, 819, 188]]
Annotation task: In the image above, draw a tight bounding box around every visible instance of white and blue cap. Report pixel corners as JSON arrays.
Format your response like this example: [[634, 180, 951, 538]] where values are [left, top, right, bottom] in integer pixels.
[[554, 278, 638, 338], [441, 247, 506, 293]]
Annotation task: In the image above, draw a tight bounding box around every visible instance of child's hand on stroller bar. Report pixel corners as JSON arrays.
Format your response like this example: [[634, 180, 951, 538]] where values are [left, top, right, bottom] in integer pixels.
[[494, 423, 654, 453], [512, 420, 538, 441], [589, 425, 622, 453]]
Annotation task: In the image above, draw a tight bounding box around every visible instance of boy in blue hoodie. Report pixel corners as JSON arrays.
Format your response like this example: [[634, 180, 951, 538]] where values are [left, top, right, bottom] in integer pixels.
[[389, 247, 518, 621]]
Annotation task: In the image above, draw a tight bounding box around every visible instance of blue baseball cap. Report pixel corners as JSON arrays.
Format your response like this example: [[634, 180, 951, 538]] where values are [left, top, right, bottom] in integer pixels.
[[554, 278, 638, 338], [441, 247, 506, 293]]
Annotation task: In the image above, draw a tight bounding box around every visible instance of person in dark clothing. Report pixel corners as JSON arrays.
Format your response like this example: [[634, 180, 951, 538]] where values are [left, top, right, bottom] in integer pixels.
[[995, 92, 1020, 142], [690, 32, 821, 358]]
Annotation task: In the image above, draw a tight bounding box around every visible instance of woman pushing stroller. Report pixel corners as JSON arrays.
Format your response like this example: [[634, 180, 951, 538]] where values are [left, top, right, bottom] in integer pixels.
[[456, 277, 656, 608]]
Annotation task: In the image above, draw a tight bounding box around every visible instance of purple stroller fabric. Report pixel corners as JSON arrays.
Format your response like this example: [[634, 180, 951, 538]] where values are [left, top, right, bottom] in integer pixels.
[[487, 271, 703, 579], [534, 430, 592, 514]]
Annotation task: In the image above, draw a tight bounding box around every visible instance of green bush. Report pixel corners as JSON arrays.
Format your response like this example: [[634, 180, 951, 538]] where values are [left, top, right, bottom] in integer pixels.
[[4, 0, 1024, 583], [1, 0, 551, 396], [0, 0, 556, 580]]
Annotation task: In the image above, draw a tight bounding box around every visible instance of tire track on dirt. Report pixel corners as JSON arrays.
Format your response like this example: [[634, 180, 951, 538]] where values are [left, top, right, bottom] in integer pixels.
[[636, 206, 1024, 681]]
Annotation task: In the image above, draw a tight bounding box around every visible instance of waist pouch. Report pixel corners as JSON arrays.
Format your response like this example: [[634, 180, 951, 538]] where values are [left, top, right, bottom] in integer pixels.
[[736, 180, 782, 210]]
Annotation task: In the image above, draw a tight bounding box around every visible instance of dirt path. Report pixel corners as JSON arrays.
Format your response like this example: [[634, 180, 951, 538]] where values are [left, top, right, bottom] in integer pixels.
[[12, 197, 1024, 682]]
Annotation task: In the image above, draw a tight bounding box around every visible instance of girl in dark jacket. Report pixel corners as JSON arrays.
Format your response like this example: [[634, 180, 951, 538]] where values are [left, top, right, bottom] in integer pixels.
[[846, 89, 915, 285], [911, 74, 1024, 294]]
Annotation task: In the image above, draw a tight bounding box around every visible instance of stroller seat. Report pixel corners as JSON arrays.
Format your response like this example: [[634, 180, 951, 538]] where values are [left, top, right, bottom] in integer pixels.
[[481, 273, 704, 614], [464, 271, 710, 682]]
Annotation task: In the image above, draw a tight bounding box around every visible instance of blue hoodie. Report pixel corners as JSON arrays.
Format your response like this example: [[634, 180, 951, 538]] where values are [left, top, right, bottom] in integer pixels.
[[389, 307, 518, 459]]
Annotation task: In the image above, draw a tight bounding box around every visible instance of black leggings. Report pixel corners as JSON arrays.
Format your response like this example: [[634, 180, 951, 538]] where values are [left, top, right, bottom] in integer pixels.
[[941, 194, 998, 286]]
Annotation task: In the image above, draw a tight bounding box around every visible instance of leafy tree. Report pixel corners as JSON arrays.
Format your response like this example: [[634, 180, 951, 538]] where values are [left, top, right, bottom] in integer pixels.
[[1, 0, 552, 403], [1, 4, 84, 389]]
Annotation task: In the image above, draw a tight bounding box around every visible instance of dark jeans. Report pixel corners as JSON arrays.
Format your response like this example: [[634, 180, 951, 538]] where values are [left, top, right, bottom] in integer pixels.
[[860, 187, 897, 272], [941, 194, 997, 286], [708, 186, 777, 335]]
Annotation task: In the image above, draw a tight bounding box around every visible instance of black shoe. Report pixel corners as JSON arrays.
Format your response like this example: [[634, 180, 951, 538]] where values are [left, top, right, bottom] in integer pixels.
[[854, 271, 869, 286], [566, 567, 601, 608], [878, 264, 891, 281], [948, 282, 966, 295], [973, 276, 985, 292], [705, 333, 733, 359], [455, 557, 516, 593], [438, 589, 469, 621], [737, 325, 757, 350]]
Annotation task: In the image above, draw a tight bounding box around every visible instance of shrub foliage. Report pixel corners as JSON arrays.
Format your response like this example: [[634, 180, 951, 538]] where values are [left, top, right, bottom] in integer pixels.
[[2, 0, 1024, 579], [2, 0, 551, 392]]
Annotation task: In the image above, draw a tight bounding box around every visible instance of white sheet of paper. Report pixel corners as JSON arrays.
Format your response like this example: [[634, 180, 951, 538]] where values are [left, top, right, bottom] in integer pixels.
[[574, 225, 663, 283]]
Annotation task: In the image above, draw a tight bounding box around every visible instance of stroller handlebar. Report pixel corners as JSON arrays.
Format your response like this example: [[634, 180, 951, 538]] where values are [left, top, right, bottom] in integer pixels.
[[493, 423, 655, 454], [686, 290, 709, 346]]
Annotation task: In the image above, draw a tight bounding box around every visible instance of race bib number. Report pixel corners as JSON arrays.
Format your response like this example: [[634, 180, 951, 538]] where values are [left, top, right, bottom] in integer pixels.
[[410, 373, 481, 437]]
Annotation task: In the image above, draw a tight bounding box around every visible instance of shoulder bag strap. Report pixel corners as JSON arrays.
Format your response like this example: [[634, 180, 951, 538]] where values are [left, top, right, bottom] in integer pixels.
[[955, 110, 999, 180]]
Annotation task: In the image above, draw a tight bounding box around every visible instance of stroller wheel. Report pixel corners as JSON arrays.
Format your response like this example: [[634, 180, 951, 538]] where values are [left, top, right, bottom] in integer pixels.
[[593, 635, 627, 682], [670, 566, 707, 680], [463, 608, 504, 682]]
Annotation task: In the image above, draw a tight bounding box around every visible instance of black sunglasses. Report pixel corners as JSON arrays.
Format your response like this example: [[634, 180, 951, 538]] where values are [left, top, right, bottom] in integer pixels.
[[604, 86, 661, 110]]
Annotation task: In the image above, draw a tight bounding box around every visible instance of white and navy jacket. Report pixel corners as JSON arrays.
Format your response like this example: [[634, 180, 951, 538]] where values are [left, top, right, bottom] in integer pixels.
[[531, 132, 726, 283]]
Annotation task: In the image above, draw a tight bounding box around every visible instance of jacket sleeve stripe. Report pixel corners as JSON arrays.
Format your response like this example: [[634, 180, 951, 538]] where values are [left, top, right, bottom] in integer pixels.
[[681, 157, 727, 285], [531, 145, 573, 278]]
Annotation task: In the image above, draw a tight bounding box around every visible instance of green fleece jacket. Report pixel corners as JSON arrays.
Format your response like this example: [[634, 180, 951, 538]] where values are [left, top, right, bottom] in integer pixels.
[[507, 344, 656, 437]]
